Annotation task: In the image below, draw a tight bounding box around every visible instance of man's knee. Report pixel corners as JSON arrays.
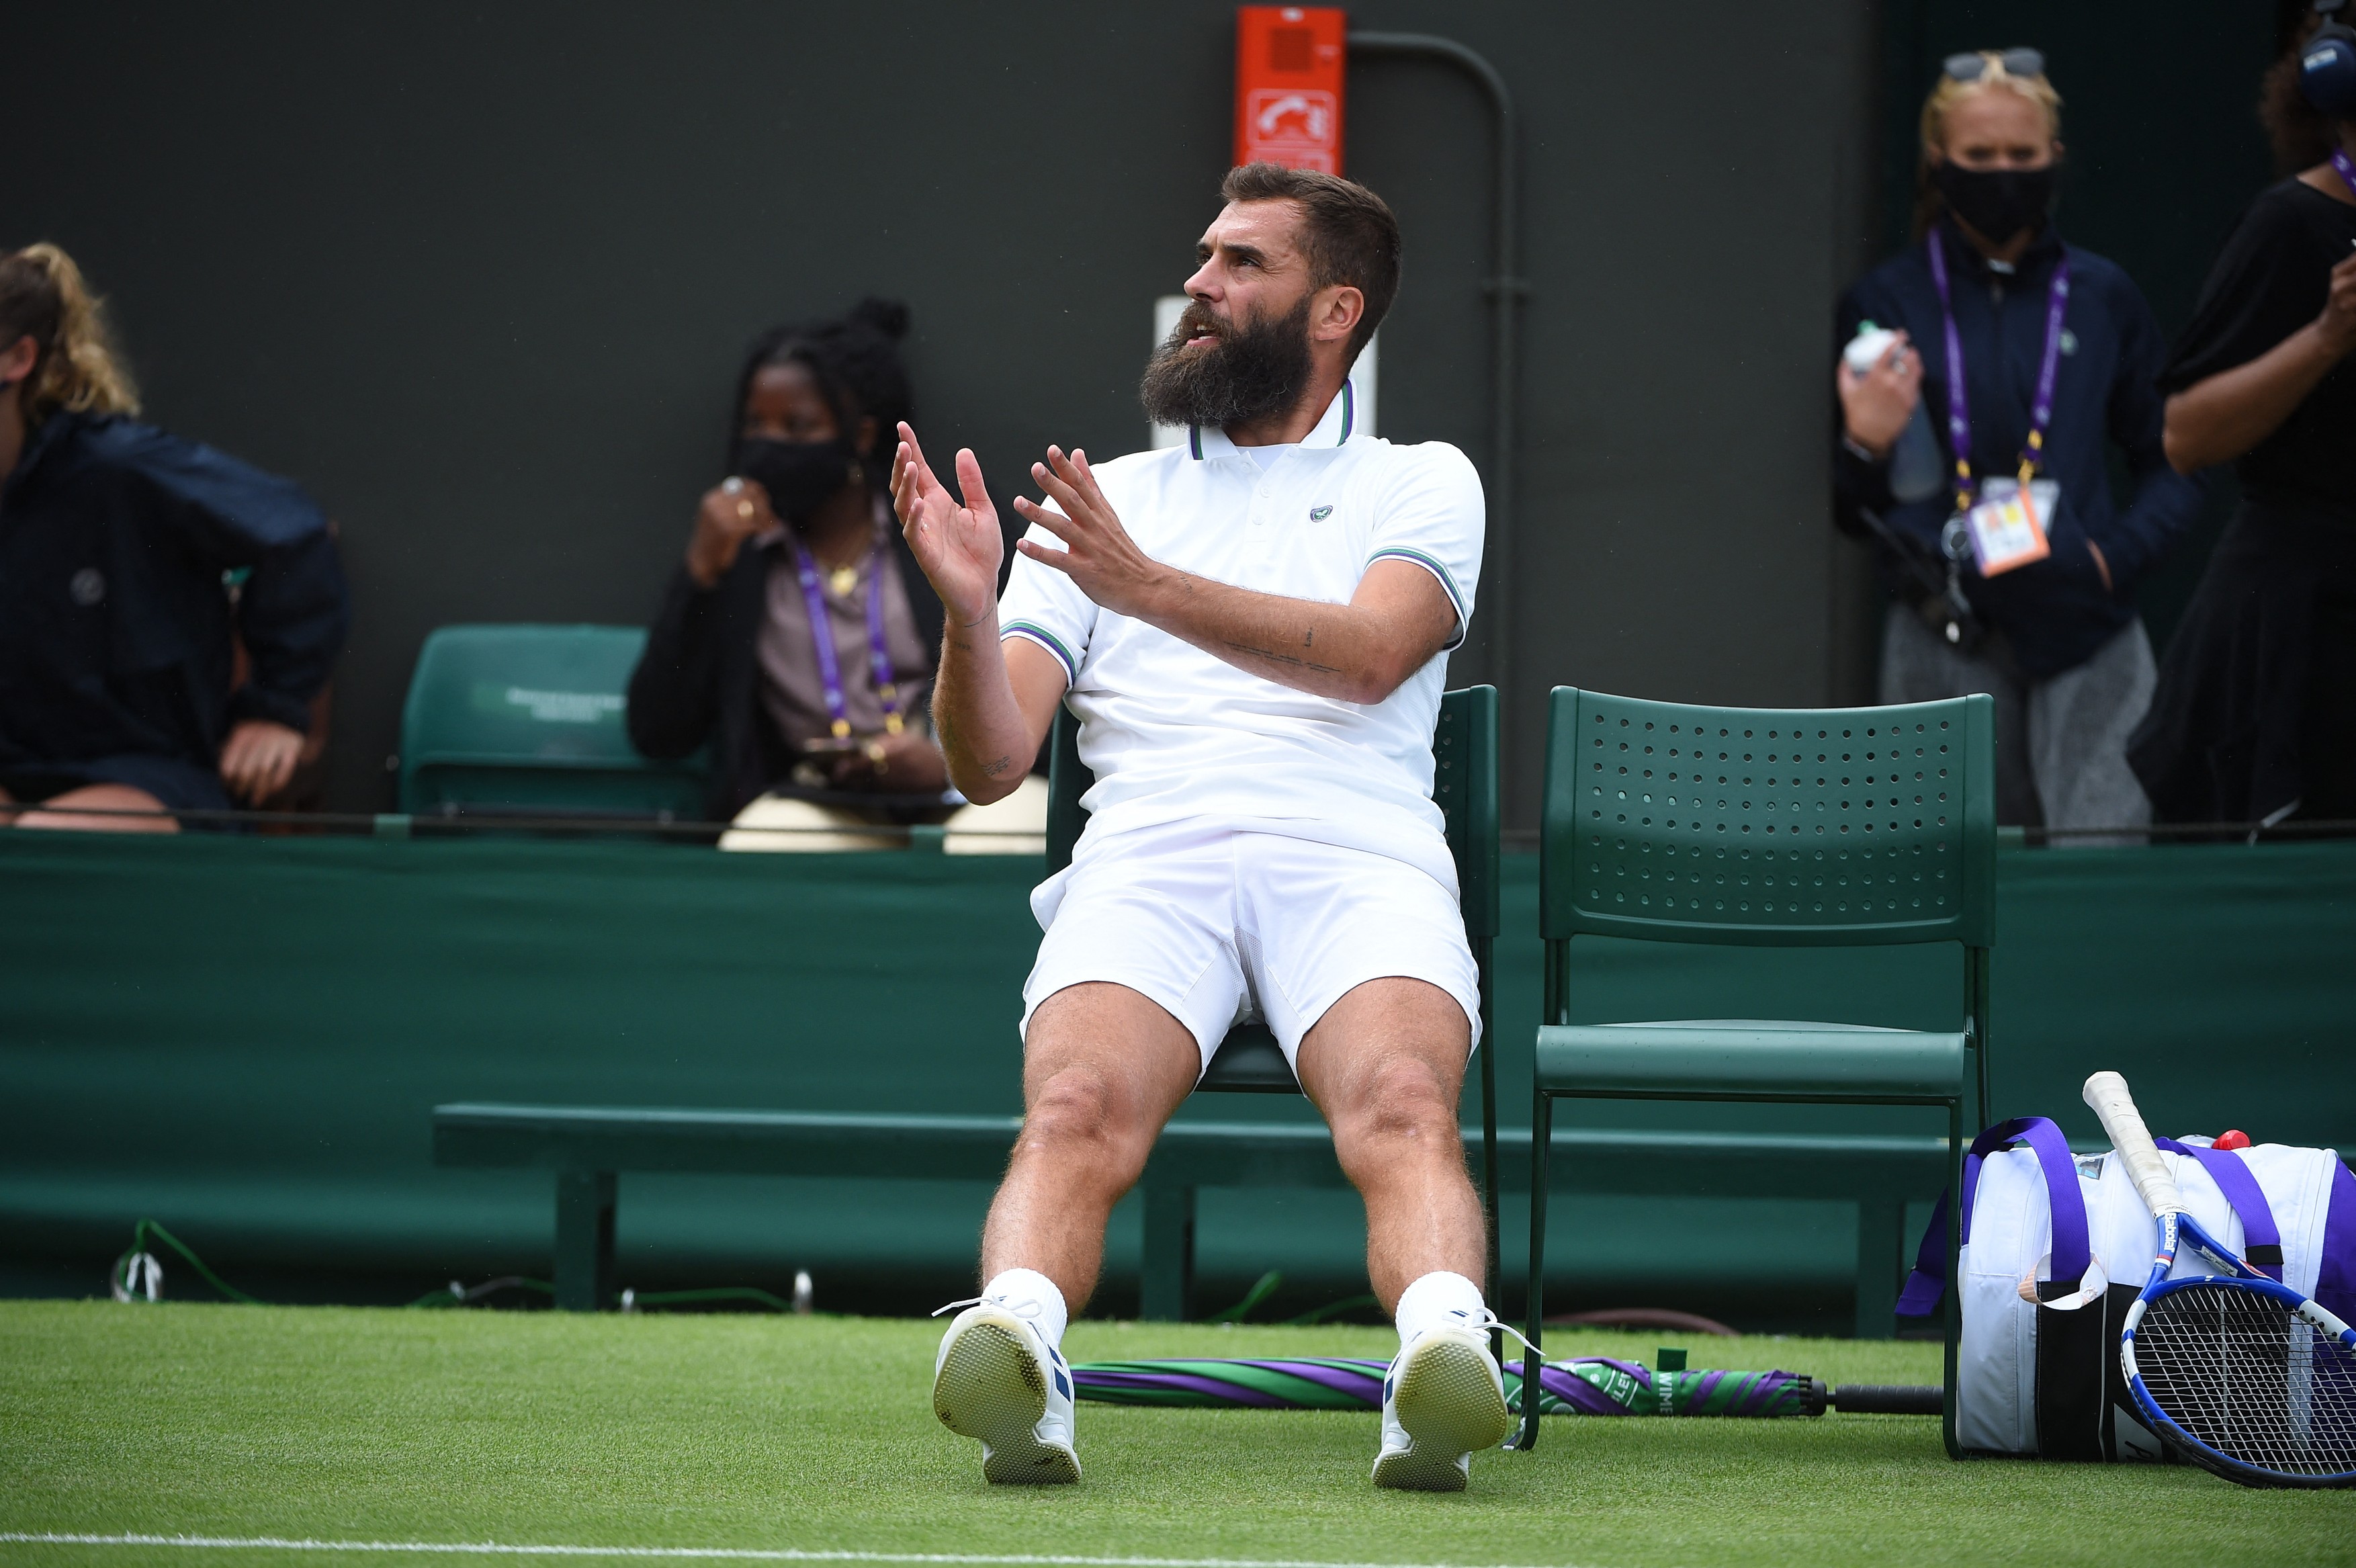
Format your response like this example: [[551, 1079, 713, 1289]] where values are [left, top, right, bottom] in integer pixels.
[[1329, 1051, 1463, 1166], [1012, 1063, 1160, 1184]]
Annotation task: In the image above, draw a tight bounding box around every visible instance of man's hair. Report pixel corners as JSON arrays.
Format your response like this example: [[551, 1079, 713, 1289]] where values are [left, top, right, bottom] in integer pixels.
[[1219, 163, 1401, 360]]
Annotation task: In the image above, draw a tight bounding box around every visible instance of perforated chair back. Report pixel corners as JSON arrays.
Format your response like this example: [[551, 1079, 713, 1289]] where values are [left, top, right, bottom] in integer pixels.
[[1520, 687, 1997, 1457], [399, 624, 708, 818], [1542, 687, 1995, 950]]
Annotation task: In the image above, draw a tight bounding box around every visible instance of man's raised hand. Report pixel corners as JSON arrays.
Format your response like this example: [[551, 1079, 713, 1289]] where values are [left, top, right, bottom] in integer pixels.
[[1014, 447, 1174, 621], [891, 422, 1002, 626]]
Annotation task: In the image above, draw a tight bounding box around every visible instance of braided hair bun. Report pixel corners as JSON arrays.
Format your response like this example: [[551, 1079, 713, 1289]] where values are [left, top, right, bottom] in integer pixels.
[[732, 298, 914, 476]]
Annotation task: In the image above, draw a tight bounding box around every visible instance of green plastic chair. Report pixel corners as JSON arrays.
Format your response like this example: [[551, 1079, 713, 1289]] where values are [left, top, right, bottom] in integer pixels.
[[1046, 687, 1503, 1309], [1516, 687, 1994, 1458], [398, 625, 707, 819]]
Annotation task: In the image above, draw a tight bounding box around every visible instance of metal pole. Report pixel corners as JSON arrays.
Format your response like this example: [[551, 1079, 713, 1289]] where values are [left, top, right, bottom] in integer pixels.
[[1347, 31, 1524, 786]]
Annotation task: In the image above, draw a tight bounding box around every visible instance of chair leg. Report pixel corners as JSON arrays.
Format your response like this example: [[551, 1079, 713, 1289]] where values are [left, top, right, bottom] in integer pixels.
[[1141, 1178, 1194, 1322], [554, 1170, 615, 1312], [1942, 1098, 1964, 1459], [1853, 1196, 1903, 1340], [1514, 1090, 1553, 1451]]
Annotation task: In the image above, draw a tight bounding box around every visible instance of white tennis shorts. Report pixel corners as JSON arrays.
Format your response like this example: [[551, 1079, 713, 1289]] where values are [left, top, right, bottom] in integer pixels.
[[1020, 818, 1481, 1075]]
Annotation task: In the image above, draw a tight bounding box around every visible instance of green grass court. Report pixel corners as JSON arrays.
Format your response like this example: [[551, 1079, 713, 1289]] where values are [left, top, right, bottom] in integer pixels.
[[3, 1303, 2351, 1568]]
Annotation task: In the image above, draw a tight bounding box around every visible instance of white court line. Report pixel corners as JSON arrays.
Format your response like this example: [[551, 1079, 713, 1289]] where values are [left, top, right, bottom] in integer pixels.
[[0, 1538, 1581, 1568]]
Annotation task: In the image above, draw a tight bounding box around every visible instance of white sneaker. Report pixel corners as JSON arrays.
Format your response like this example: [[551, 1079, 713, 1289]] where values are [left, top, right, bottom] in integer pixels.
[[930, 1298, 1080, 1485], [1372, 1311, 1517, 1491]]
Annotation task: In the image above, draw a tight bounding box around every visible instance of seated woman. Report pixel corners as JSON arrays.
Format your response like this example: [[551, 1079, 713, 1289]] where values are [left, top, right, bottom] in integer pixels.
[[0, 243, 347, 831], [626, 298, 1044, 851], [2129, 10, 2356, 828]]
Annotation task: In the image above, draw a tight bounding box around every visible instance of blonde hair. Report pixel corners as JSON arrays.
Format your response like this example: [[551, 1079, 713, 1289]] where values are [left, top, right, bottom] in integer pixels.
[[1913, 54, 2064, 236], [0, 243, 141, 423]]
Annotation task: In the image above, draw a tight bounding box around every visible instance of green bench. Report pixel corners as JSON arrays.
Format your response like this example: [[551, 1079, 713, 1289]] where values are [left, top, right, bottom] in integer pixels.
[[431, 1101, 1946, 1329]]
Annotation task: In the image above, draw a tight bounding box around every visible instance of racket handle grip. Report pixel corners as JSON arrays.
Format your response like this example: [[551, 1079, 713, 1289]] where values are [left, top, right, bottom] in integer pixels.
[[2083, 1071, 2183, 1217]]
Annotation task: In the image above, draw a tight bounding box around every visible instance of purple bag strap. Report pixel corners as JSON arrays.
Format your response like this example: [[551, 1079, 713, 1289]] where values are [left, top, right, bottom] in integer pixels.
[[2318, 1158, 2356, 1325], [2156, 1139, 2284, 1282], [1896, 1117, 2089, 1317]]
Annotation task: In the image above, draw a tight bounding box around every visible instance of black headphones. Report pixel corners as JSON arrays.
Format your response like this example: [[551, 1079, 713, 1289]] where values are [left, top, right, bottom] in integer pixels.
[[2301, 0, 2356, 118]]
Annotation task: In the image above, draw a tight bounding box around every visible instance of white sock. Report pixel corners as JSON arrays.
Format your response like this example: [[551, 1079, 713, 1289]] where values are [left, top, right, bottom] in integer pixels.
[[981, 1268, 1069, 1348], [1394, 1270, 1485, 1347]]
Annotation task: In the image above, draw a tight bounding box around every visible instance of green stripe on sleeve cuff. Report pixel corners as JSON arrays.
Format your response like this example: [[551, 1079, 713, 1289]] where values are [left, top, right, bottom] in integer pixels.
[[1000, 621, 1079, 684], [1367, 548, 1469, 648]]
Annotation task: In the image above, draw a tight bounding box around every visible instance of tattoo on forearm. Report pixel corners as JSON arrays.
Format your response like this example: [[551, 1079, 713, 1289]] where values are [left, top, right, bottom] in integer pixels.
[[1224, 640, 1343, 676], [982, 754, 1013, 777]]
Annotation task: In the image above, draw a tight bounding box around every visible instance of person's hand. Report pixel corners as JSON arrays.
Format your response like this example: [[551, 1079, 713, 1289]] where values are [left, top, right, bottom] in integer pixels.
[[1836, 331, 1923, 458], [219, 718, 304, 804], [685, 476, 778, 588], [824, 730, 946, 791], [2316, 250, 2356, 361], [1014, 447, 1172, 621], [890, 423, 1003, 627]]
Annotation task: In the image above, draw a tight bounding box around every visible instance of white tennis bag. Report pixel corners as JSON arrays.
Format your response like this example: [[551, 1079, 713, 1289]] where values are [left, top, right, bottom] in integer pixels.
[[1898, 1115, 2356, 1461]]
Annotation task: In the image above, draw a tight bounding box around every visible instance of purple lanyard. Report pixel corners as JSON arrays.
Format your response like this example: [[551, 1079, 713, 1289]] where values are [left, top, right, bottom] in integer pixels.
[[1925, 226, 2073, 514], [2335, 148, 2356, 204], [789, 540, 902, 739]]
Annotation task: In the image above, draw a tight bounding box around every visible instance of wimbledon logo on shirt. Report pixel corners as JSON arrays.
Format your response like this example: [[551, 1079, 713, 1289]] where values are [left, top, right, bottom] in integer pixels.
[[1309, 505, 1333, 521]]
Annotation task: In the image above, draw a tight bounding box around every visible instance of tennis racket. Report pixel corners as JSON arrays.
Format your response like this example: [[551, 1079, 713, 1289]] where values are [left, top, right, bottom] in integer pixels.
[[2082, 1071, 2356, 1487]]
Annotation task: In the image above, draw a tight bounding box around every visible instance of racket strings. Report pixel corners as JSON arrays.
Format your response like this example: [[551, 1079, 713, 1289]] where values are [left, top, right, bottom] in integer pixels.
[[2137, 1285, 2356, 1478]]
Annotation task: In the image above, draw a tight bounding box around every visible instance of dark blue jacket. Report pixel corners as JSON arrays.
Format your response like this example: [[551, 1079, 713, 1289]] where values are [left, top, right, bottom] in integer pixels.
[[0, 412, 348, 783], [1835, 224, 2203, 679]]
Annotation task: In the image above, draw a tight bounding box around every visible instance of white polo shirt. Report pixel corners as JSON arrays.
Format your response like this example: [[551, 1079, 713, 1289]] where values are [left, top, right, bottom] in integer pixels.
[[999, 382, 1485, 891]]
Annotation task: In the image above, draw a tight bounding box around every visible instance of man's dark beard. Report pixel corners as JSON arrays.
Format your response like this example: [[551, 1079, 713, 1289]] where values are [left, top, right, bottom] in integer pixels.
[[1138, 296, 1314, 430]]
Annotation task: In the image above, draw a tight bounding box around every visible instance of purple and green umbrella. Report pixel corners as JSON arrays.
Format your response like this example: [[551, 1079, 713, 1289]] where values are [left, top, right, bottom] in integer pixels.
[[1070, 1357, 1827, 1418]]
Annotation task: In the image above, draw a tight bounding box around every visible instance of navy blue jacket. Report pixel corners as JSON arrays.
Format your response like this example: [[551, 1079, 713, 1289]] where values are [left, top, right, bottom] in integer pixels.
[[1835, 224, 2203, 679], [0, 412, 348, 783]]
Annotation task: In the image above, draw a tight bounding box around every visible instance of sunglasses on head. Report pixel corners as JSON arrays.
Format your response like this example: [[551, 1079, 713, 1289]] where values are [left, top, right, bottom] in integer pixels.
[[1944, 48, 2045, 83]]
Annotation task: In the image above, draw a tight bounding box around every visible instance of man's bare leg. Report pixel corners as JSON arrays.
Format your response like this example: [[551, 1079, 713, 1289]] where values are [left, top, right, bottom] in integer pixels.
[[980, 981, 1202, 1307], [1294, 975, 1480, 1309], [933, 981, 1199, 1485], [1297, 975, 1508, 1491]]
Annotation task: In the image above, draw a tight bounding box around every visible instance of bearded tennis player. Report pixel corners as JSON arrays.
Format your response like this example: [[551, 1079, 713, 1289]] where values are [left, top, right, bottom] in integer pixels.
[[890, 163, 1503, 1492]]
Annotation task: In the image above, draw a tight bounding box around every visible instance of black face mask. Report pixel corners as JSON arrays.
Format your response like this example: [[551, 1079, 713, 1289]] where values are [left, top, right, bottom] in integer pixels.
[[734, 436, 859, 524], [1935, 162, 2056, 246]]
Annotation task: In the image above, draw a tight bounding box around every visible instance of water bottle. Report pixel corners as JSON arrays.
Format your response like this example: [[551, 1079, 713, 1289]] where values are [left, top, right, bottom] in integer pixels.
[[1888, 404, 1943, 504], [1845, 321, 1943, 505]]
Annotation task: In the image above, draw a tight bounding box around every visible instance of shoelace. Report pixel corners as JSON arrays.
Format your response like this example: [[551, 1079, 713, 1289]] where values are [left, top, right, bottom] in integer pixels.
[[1467, 1306, 1540, 1362], [1392, 1306, 1540, 1377], [930, 1293, 1043, 1320]]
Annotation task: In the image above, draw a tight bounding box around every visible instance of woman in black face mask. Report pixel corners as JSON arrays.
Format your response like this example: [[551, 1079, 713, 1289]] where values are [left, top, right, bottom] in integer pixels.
[[1832, 50, 2203, 840], [629, 299, 1039, 844]]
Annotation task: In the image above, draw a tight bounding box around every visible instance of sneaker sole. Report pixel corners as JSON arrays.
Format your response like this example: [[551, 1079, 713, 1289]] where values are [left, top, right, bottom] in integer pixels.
[[1375, 1336, 1514, 1492], [932, 1318, 1080, 1485]]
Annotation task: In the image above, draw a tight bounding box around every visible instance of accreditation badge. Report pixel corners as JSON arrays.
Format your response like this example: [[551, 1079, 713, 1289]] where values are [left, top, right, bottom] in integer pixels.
[[1958, 478, 2057, 577]]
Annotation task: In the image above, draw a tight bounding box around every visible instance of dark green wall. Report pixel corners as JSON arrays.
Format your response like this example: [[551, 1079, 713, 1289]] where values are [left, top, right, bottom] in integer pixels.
[[6, 833, 2350, 1327], [9, 1, 1884, 824]]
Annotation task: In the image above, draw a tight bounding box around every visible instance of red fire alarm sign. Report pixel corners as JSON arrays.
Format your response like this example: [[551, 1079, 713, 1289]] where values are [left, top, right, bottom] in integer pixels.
[[1234, 6, 1347, 174]]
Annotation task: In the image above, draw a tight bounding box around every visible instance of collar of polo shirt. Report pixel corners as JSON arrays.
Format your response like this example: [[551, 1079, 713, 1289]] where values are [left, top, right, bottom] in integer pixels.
[[1187, 380, 1358, 462]]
